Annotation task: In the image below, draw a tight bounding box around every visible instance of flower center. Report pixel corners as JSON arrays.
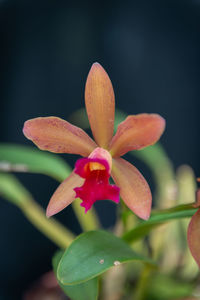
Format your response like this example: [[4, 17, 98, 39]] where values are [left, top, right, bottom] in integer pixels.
[[88, 162, 106, 171]]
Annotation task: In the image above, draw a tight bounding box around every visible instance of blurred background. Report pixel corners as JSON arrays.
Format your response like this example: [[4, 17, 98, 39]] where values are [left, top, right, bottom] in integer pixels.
[[0, 0, 199, 299]]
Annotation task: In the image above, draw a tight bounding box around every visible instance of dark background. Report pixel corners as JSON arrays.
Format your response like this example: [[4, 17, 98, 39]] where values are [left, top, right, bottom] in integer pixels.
[[0, 0, 199, 299]]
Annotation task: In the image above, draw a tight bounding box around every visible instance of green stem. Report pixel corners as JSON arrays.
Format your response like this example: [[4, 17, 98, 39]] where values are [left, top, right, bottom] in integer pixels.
[[123, 204, 196, 244], [72, 199, 100, 231], [0, 173, 75, 248], [134, 265, 152, 300], [21, 199, 74, 249]]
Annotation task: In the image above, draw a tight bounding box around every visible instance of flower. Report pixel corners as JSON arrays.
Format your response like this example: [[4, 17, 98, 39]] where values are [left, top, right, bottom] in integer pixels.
[[23, 63, 165, 220], [187, 188, 200, 267]]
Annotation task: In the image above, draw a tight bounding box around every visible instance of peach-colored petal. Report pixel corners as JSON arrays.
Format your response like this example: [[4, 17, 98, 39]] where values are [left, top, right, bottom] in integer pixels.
[[23, 117, 97, 156], [187, 208, 200, 268], [46, 172, 84, 217], [85, 63, 115, 148], [109, 114, 165, 157], [111, 158, 152, 220]]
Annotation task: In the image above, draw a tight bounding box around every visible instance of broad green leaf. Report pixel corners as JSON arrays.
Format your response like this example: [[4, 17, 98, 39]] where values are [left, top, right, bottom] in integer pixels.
[[123, 205, 197, 243], [0, 173, 31, 207], [57, 230, 155, 285], [53, 251, 98, 300], [0, 144, 71, 181]]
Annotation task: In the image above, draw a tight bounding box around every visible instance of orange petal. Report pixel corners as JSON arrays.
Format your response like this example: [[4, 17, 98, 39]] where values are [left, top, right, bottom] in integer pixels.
[[46, 172, 84, 217], [85, 63, 115, 148], [23, 117, 97, 156], [109, 114, 165, 157], [111, 158, 152, 220], [187, 208, 200, 268]]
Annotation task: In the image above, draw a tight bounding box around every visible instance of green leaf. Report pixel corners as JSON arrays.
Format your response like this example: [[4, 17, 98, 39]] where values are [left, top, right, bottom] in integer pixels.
[[53, 251, 98, 300], [123, 205, 197, 243], [0, 143, 71, 181], [57, 230, 155, 285], [0, 173, 32, 207]]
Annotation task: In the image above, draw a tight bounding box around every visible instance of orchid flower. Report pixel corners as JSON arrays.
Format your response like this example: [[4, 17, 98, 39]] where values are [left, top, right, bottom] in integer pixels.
[[187, 189, 200, 267], [23, 63, 165, 220]]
